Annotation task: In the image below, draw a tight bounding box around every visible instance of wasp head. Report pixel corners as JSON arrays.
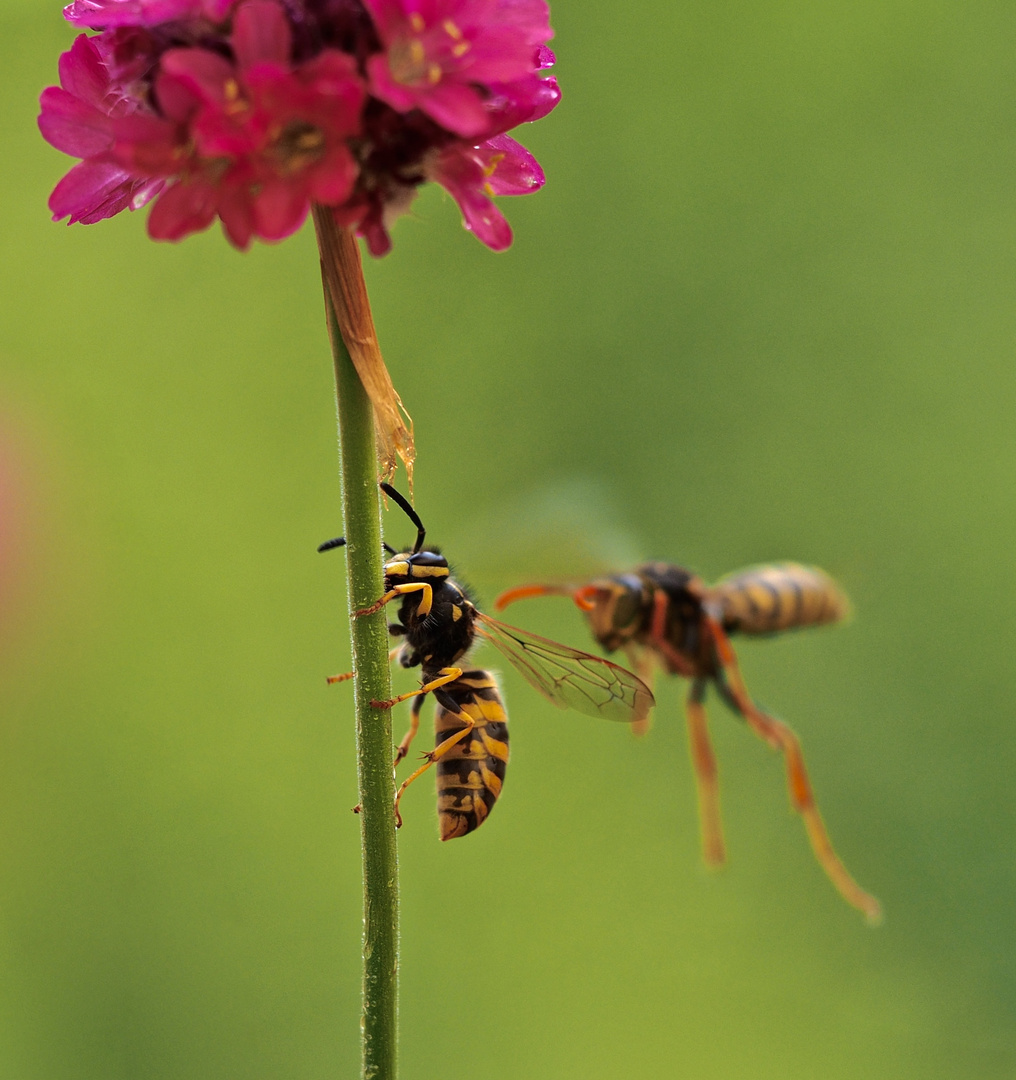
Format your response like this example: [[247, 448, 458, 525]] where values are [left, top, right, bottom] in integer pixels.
[[574, 573, 647, 651]]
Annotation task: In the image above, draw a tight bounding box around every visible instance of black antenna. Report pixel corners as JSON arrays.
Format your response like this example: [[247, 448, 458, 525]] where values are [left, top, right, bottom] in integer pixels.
[[317, 537, 399, 556], [381, 482, 425, 554]]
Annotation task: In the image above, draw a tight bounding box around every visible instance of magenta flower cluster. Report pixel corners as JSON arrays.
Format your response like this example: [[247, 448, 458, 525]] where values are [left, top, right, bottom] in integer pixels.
[[39, 0, 559, 253]]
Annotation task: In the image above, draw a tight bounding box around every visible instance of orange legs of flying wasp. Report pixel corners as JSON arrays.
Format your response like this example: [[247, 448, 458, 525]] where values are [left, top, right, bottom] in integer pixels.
[[685, 679, 726, 867], [702, 613, 883, 924]]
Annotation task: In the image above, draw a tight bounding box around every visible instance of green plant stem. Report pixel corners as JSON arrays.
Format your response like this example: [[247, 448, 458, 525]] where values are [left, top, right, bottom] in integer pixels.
[[318, 229, 398, 1080]]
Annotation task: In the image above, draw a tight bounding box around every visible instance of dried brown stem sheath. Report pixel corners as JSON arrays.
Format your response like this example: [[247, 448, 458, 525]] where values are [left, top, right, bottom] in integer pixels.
[[313, 206, 414, 487]]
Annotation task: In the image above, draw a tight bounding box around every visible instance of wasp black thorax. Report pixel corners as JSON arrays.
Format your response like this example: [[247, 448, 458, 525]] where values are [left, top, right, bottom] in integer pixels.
[[383, 548, 477, 674], [634, 561, 703, 660]]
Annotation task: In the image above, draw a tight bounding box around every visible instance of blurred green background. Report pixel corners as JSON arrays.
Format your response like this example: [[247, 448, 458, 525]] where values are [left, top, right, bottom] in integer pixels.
[[2, 1, 1015, 1077]]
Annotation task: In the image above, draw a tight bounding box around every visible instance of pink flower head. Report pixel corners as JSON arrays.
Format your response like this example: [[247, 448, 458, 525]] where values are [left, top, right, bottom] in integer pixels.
[[41, 0, 560, 252], [364, 0, 553, 137]]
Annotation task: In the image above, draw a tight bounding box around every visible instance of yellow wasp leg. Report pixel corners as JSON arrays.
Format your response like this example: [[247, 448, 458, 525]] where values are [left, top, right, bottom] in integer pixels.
[[685, 680, 726, 868], [393, 709, 476, 828], [328, 646, 401, 686], [703, 613, 882, 924], [355, 581, 434, 619], [371, 667, 462, 711], [394, 694, 425, 767]]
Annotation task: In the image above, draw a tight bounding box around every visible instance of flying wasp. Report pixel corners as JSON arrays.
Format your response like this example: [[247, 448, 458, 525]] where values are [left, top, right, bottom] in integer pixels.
[[496, 561, 881, 922], [320, 485, 655, 841]]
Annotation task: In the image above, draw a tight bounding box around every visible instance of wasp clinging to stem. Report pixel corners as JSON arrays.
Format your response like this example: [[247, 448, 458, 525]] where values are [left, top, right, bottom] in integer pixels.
[[496, 561, 881, 923], [320, 485, 654, 841]]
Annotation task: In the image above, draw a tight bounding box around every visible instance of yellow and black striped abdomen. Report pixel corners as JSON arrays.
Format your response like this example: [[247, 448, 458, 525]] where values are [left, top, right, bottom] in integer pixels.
[[710, 563, 849, 636], [435, 670, 510, 841]]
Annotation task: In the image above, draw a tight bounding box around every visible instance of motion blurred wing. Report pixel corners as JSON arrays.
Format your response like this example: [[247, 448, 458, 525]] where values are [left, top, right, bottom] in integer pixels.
[[475, 612, 654, 725]]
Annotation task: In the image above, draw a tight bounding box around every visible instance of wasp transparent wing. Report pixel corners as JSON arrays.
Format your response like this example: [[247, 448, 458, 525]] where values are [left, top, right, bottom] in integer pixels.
[[475, 613, 654, 724]]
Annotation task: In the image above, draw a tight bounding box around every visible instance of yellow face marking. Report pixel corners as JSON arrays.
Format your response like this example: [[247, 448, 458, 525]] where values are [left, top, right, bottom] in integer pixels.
[[409, 564, 450, 578], [385, 560, 409, 576], [451, 605, 462, 621]]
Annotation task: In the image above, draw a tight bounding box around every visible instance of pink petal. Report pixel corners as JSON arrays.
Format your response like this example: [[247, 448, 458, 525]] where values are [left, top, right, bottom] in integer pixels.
[[191, 103, 268, 157], [159, 48, 234, 111], [455, 30, 541, 83], [129, 178, 167, 211], [110, 113, 183, 175], [360, 0, 406, 41], [491, 0, 553, 42], [38, 87, 113, 157], [48, 158, 139, 223], [147, 177, 219, 240], [456, 190, 512, 249], [362, 219, 393, 256], [299, 51, 365, 125], [306, 147, 359, 204], [482, 134, 543, 195], [487, 73, 559, 129], [416, 81, 491, 137], [251, 178, 309, 240], [364, 54, 418, 113], [58, 35, 108, 107], [232, 0, 292, 72], [217, 188, 256, 249]]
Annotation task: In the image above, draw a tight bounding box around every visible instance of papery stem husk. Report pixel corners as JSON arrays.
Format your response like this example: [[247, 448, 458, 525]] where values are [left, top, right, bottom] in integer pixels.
[[312, 205, 415, 489]]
